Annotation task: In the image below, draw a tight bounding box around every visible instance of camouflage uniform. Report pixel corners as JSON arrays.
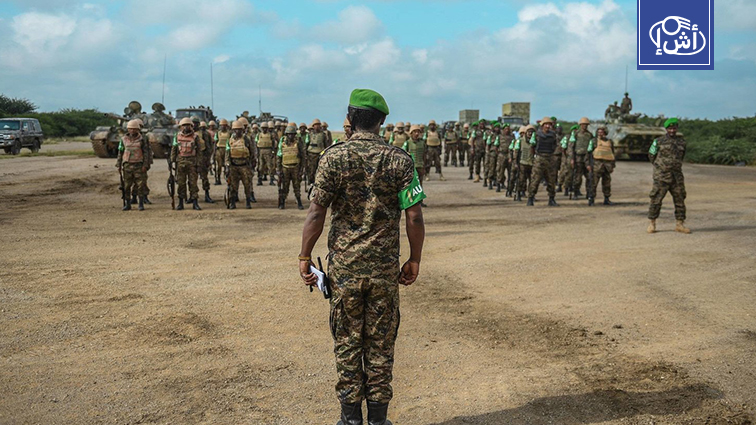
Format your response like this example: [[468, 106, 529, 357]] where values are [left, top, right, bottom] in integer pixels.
[[485, 129, 500, 185], [388, 130, 408, 149], [648, 134, 687, 220], [117, 134, 150, 200], [557, 131, 573, 192], [255, 130, 276, 184], [516, 134, 534, 195], [197, 129, 213, 192], [458, 128, 469, 167], [311, 132, 416, 405], [591, 137, 615, 198], [276, 134, 306, 208], [305, 130, 328, 184], [496, 133, 514, 191], [403, 136, 426, 183], [171, 132, 202, 201], [444, 127, 459, 166], [214, 130, 231, 181], [571, 128, 593, 195], [225, 134, 256, 205], [423, 129, 443, 177], [470, 127, 487, 180], [527, 129, 559, 199]]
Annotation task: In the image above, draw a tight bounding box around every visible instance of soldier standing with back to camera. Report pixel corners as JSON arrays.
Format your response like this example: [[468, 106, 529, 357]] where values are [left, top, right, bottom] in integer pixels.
[[225, 120, 256, 209], [459, 123, 470, 170], [170, 118, 203, 211], [647, 118, 690, 234], [485, 123, 501, 189], [470, 120, 487, 183], [116, 119, 150, 211], [300, 89, 425, 425], [527, 117, 560, 207]]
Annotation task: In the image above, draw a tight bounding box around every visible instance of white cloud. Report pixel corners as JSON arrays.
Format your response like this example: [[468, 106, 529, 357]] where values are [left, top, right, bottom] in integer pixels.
[[311, 5, 384, 45], [213, 55, 231, 64], [716, 0, 756, 31]]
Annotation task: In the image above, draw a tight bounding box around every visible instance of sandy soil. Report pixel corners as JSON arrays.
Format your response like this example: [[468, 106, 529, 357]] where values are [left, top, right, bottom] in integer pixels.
[[1, 154, 755, 425]]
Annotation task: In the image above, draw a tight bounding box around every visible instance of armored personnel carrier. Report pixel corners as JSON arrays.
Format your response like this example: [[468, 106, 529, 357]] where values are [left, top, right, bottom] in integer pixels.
[[90, 101, 145, 158], [590, 114, 667, 160]]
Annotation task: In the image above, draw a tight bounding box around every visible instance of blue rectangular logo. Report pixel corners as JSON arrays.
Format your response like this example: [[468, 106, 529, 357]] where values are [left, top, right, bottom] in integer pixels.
[[637, 0, 714, 70]]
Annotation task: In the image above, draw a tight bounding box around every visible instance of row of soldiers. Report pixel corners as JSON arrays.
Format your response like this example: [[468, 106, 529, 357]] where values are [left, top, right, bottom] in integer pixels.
[[116, 116, 338, 210]]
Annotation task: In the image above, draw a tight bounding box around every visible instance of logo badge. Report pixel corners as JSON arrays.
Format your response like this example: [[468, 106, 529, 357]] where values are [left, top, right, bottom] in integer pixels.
[[637, 0, 714, 70]]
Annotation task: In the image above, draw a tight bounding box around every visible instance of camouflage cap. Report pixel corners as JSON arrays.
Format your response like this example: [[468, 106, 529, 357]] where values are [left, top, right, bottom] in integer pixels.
[[664, 117, 679, 128], [348, 88, 389, 115]]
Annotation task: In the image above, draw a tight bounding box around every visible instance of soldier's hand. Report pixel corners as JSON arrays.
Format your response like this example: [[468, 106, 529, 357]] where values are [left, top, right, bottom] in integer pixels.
[[141, 166, 147, 173], [299, 260, 318, 286], [571, 159, 575, 167], [587, 166, 593, 173], [399, 260, 420, 286]]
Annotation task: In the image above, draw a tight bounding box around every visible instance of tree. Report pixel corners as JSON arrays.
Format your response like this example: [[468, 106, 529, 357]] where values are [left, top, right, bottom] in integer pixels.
[[0, 94, 37, 116]]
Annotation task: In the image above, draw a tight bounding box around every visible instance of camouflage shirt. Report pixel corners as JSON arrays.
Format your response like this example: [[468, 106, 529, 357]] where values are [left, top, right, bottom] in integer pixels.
[[311, 131, 416, 279], [649, 134, 686, 170]]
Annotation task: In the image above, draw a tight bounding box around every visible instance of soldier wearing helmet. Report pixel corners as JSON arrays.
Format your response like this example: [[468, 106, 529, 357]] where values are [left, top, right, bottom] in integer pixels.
[[304, 119, 328, 187], [423, 120, 445, 181], [443, 121, 459, 168], [403, 125, 427, 205], [495, 123, 514, 193], [170, 118, 203, 210], [380, 123, 394, 143], [322, 122, 333, 147], [458, 123, 470, 169], [276, 123, 306, 210], [194, 120, 215, 204], [225, 120, 257, 209], [214, 119, 232, 185], [388, 122, 408, 148], [568, 117, 593, 200], [526, 117, 560, 207], [116, 120, 151, 211], [255, 120, 277, 186], [297, 123, 308, 146], [589, 125, 616, 206], [512, 124, 536, 202], [469, 120, 488, 183]]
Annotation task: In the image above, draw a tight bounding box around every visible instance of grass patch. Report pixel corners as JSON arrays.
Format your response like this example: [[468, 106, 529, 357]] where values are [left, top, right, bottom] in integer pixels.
[[0, 150, 95, 159], [46, 136, 91, 144]]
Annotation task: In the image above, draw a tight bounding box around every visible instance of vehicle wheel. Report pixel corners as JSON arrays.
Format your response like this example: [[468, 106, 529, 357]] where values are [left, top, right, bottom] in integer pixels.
[[3, 147, 10, 155], [11, 140, 21, 155], [31, 139, 41, 153]]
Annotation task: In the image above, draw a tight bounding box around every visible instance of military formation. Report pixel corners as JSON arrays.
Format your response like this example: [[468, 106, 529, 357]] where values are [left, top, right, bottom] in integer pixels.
[[114, 102, 691, 233]]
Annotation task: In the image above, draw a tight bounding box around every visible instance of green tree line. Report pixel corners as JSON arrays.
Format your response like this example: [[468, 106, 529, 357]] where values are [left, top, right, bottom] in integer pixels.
[[0, 94, 115, 138]]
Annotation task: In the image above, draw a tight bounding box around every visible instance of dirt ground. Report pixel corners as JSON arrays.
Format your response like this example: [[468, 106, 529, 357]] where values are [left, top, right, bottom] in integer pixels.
[[1, 150, 755, 425]]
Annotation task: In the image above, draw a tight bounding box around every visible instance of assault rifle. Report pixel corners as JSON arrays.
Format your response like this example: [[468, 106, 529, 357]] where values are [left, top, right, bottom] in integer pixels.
[[118, 165, 127, 208], [166, 157, 176, 210], [223, 167, 231, 208], [587, 154, 595, 206]]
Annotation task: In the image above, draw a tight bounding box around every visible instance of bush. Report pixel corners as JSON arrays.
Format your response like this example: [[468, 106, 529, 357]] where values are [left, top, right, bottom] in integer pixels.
[[19, 109, 116, 138], [687, 136, 756, 165], [0, 94, 37, 116]]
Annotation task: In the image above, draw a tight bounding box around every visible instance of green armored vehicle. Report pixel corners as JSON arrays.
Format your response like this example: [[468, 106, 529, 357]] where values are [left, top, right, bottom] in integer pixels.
[[148, 105, 217, 159], [90, 101, 146, 158]]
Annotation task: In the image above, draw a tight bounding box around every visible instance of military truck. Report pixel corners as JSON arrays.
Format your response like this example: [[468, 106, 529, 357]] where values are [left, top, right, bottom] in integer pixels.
[[237, 111, 289, 127]]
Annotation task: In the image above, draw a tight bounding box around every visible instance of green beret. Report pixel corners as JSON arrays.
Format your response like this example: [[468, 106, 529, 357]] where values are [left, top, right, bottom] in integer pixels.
[[349, 89, 389, 115], [570, 125, 579, 131], [479, 118, 487, 124], [551, 116, 557, 122], [502, 123, 510, 128], [472, 120, 479, 126], [664, 117, 679, 128], [493, 122, 501, 128]]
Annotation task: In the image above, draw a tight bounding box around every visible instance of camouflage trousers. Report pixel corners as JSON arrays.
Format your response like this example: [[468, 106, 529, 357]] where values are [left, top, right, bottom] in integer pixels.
[[415, 167, 425, 186], [485, 150, 498, 181], [459, 144, 469, 166], [444, 143, 458, 166], [258, 148, 275, 178], [214, 148, 226, 179], [572, 156, 590, 194], [306, 152, 321, 185], [330, 270, 400, 404], [593, 160, 614, 198], [558, 154, 572, 188], [425, 146, 442, 174], [517, 164, 532, 194], [176, 158, 199, 200], [471, 150, 486, 176], [198, 159, 211, 192], [528, 154, 557, 198], [122, 162, 147, 199], [649, 167, 686, 220], [228, 163, 254, 200], [279, 166, 302, 201], [496, 153, 509, 186]]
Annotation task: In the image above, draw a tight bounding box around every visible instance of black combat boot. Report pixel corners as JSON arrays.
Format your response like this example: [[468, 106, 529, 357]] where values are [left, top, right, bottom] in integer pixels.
[[138, 197, 145, 211], [250, 193, 257, 203], [574, 189, 583, 199], [204, 190, 215, 203], [176, 198, 184, 210], [588, 197, 595, 206], [548, 197, 559, 207], [228, 199, 236, 209], [122, 200, 131, 211], [192, 199, 202, 210], [215, 176, 221, 186], [246, 197, 252, 209], [488, 180, 493, 190], [131, 194, 138, 205], [557, 184, 562, 193], [337, 401, 364, 425], [296, 196, 304, 210], [367, 401, 392, 425], [496, 183, 501, 193], [257, 177, 263, 186], [515, 192, 521, 202], [564, 187, 570, 197], [527, 197, 534, 206], [278, 196, 285, 210], [468, 172, 473, 180], [262, 175, 268, 181], [604, 196, 613, 205], [143, 196, 152, 205], [269, 176, 276, 186]]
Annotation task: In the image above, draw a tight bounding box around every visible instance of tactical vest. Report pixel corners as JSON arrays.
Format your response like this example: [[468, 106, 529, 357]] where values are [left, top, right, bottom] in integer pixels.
[[535, 131, 558, 154], [257, 132, 273, 149], [498, 134, 513, 154], [593, 138, 615, 161], [473, 132, 487, 150], [460, 130, 469, 144], [426, 131, 441, 147], [308, 132, 326, 153], [519, 135, 534, 166], [574, 130, 592, 155], [445, 130, 458, 143], [281, 143, 300, 168], [407, 139, 425, 167], [392, 132, 408, 148], [122, 135, 144, 163], [229, 136, 250, 159], [216, 131, 231, 148], [177, 133, 196, 157]]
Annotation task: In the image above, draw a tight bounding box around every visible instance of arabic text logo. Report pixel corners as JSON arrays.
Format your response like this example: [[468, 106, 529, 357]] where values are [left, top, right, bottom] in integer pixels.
[[650, 16, 707, 56]]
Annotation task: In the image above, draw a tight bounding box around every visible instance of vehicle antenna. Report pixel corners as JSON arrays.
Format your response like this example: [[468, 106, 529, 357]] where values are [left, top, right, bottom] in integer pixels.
[[210, 62, 214, 111], [259, 84, 262, 115], [162, 54, 167, 105], [625, 64, 628, 94]]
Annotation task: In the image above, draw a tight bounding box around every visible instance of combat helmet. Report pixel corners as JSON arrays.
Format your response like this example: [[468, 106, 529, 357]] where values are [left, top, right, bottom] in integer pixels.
[[126, 119, 141, 129], [199, 121, 208, 128], [579, 117, 590, 125], [237, 117, 249, 126], [179, 117, 193, 127], [231, 120, 244, 130], [285, 124, 297, 134], [219, 118, 229, 126]]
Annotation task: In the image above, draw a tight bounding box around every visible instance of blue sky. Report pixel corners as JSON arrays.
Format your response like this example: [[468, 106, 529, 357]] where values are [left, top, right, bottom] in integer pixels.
[[1, 0, 755, 125]]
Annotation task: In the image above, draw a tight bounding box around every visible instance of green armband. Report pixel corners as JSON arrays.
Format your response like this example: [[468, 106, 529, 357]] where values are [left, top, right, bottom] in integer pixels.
[[398, 170, 426, 210], [649, 139, 658, 155], [529, 133, 536, 146]]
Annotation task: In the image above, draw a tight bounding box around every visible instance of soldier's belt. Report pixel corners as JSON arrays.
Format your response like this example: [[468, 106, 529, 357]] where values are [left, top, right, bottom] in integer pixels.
[[230, 158, 250, 166]]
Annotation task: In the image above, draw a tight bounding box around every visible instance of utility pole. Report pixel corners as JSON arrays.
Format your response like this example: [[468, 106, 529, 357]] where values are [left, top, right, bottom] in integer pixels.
[[161, 54, 167, 105], [210, 63, 214, 111]]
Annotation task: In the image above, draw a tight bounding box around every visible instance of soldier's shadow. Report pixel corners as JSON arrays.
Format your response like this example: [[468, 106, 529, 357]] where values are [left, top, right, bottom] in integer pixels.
[[429, 385, 723, 425]]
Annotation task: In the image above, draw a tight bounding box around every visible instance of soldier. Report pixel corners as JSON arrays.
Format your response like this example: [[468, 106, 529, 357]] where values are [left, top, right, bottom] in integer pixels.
[[214, 119, 231, 185], [496, 124, 514, 193], [444, 123, 459, 167], [570, 117, 593, 199], [116, 120, 150, 211], [558, 125, 578, 195], [275, 121, 286, 139], [305, 119, 328, 186], [485, 123, 501, 189], [333, 118, 353, 145], [590, 126, 616, 206], [647, 118, 690, 234], [256, 120, 277, 187], [277, 123, 306, 210], [298, 123, 308, 144], [323, 122, 333, 147], [527, 117, 560, 207], [225, 120, 256, 209], [388, 122, 408, 148], [300, 89, 425, 425], [620, 92, 633, 115], [194, 120, 215, 203], [126, 118, 153, 206], [170, 117, 203, 210], [423, 120, 445, 181], [381, 123, 394, 143], [469, 120, 487, 183], [513, 125, 535, 202], [459, 123, 470, 170], [404, 124, 427, 201]]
